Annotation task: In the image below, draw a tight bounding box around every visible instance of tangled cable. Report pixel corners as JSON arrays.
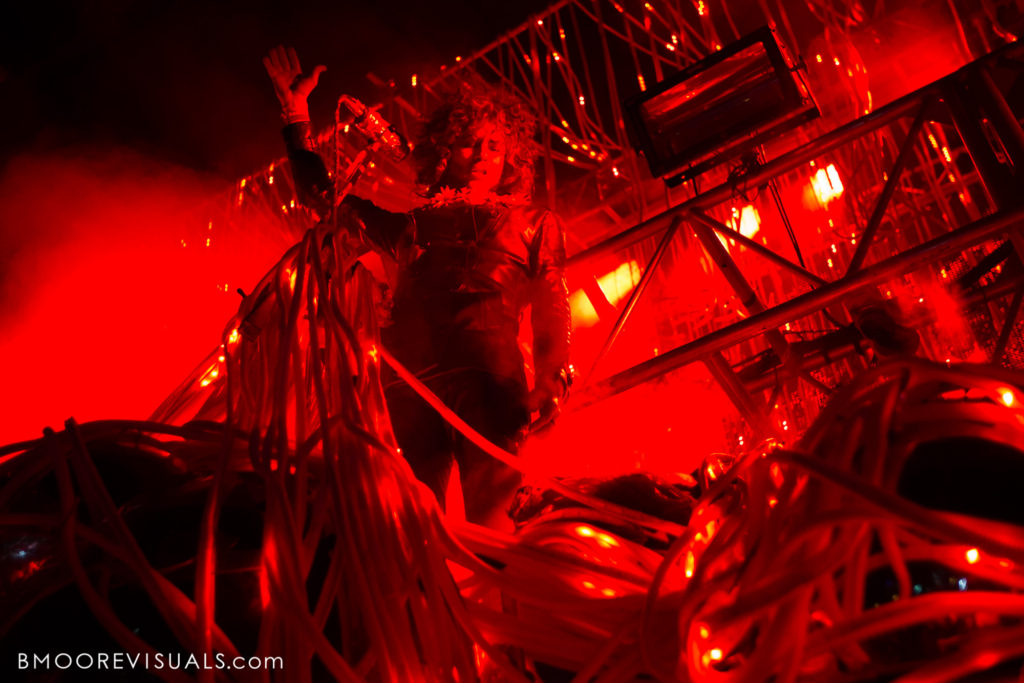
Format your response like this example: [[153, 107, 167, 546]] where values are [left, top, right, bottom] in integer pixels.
[[3, 224, 1023, 682], [669, 359, 1024, 683]]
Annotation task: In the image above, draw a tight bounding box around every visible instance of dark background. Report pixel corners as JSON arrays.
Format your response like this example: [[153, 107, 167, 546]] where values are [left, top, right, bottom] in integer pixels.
[[0, 0, 552, 444], [0, 0, 553, 179]]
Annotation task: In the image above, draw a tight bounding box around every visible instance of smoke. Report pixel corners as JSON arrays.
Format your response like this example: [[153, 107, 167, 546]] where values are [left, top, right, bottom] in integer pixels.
[[0, 146, 247, 444]]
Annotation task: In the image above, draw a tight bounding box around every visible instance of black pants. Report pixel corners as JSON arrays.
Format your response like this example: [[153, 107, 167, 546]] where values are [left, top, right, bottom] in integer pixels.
[[385, 367, 530, 524]]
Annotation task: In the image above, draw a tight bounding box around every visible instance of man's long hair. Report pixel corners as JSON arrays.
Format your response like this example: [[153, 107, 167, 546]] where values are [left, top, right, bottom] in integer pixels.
[[413, 80, 539, 198]]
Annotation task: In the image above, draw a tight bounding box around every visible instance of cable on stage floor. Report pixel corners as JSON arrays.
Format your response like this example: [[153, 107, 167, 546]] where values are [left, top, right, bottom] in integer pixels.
[[3, 225, 1024, 682]]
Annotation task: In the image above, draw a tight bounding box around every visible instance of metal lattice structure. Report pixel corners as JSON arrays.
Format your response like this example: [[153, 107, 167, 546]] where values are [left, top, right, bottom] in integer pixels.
[[188, 0, 1024, 455]]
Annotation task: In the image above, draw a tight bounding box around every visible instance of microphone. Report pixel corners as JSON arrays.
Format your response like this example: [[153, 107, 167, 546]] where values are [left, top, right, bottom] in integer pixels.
[[338, 95, 412, 161]]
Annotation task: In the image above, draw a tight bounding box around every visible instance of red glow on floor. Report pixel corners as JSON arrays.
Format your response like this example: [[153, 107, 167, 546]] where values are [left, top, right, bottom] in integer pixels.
[[521, 363, 731, 480]]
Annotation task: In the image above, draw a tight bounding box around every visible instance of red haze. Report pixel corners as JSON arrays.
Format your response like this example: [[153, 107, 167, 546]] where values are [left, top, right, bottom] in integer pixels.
[[0, 148, 270, 444]]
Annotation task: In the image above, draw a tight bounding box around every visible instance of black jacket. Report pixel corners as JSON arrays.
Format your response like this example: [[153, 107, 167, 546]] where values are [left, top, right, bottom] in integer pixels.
[[283, 122, 571, 389]]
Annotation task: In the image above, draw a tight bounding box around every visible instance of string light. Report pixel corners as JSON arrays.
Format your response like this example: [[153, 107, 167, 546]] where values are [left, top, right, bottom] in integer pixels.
[[998, 388, 1015, 407]]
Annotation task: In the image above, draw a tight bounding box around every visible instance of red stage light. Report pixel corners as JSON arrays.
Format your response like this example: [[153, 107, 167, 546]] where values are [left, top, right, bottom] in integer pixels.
[[811, 164, 844, 205], [728, 204, 761, 239], [569, 260, 641, 326], [997, 388, 1015, 408]]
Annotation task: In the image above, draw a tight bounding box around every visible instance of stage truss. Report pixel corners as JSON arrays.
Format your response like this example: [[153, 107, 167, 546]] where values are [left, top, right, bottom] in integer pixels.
[[185, 0, 1024, 454]]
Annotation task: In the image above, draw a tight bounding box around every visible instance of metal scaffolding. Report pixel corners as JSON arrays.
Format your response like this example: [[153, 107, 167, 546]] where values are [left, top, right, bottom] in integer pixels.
[[198, 0, 1023, 449]]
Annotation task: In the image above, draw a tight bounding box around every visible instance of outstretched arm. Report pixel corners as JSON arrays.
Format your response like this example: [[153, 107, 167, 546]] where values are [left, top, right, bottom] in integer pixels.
[[263, 46, 408, 252], [263, 46, 334, 216], [263, 45, 326, 124]]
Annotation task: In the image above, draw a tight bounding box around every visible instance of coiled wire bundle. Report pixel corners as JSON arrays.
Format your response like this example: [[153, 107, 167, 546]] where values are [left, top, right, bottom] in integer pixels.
[[3, 222, 1024, 682], [671, 360, 1024, 683]]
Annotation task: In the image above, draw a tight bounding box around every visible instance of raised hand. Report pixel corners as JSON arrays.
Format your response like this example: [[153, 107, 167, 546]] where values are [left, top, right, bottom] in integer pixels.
[[262, 46, 326, 122]]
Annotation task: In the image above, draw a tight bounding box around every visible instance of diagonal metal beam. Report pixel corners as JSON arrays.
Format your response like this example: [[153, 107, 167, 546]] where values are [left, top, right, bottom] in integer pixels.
[[992, 287, 1024, 365], [688, 212, 830, 398], [568, 91, 925, 267], [688, 208, 827, 286], [705, 352, 779, 440], [584, 215, 684, 384], [571, 203, 1024, 409], [846, 95, 933, 275]]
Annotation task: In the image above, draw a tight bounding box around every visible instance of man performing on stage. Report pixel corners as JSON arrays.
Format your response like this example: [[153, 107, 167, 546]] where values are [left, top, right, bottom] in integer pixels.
[[264, 46, 571, 528]]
